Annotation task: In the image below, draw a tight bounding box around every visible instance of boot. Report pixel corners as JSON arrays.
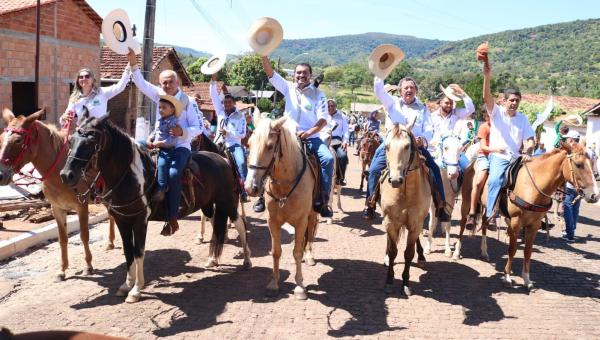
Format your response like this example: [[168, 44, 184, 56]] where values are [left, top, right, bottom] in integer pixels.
[[151, 189, 166, 203], [253, 196, 265, 213], [363, 206, 375, 220], [160, 218, 180, 236], [320, 205, 333, 218]]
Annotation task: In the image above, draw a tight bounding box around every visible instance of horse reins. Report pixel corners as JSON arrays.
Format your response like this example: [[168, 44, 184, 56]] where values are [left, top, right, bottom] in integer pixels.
[[438, 135, 461, 194]]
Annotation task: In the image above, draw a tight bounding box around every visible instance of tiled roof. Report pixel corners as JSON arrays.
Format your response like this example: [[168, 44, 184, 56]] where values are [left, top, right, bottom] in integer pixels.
[[183, 82, 228, 112], [498, 93, 599, 113], [0, 0, 102, 27], [100, 46, 192, 86]]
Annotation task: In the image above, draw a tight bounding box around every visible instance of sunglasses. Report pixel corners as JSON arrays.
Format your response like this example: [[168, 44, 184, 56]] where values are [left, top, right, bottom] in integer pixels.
[[78, 74, 91, 80]]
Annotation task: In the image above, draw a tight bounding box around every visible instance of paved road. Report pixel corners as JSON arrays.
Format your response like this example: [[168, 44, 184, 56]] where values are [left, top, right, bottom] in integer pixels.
[[1, 152, 599, 339]]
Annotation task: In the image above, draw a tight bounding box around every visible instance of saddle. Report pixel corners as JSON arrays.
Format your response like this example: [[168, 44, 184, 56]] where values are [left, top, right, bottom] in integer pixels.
[[497, 156, 524, 217]]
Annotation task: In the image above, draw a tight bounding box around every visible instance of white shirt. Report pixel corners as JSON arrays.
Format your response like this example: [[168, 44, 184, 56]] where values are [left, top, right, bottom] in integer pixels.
[[63, 67, 131, 127], [325, 110, 349, 143], [489, 104, 535, 160], [132, 68, 202, 150], [269, 72, 328, 139], [430, 95, 475, 146], [209, 80, 246, 147], [374, 77, 433, 142]]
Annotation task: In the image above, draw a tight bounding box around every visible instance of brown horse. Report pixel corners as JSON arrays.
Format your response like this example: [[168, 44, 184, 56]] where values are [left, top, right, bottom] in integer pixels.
[[359, 130, 381, 191], [465, 142, 598, 289], [380, 121, 430, 295], [0, 108, 115, 281], [245, 116, 318, 300]]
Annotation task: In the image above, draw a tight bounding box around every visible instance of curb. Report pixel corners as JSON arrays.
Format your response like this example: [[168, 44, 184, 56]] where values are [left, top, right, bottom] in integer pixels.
[[0, 211, 109, 261]]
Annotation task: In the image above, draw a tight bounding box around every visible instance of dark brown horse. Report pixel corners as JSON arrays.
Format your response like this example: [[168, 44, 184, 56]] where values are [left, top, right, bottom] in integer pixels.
[[359, 130, 381, 191], [59, 116, 250, 302]]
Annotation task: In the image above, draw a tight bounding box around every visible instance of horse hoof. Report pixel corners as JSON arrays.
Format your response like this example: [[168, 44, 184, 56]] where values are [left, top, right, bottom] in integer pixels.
[[452, 254, 461, 261], [444, 250, 452, 258], [83, 267, 94, 276], [304, 257, 316, 266], [54, 272, 66, 282], [242, 259, 252, 271], [423, 248, 431, 255], [383, 255, 390, 267], [105, 243, 115, 251], [205, 258, 218, 268], [194, 237, 203, 245], [403, 286, 412, 296], [480, 255, 490, 262], [525, 282, 535, 291], [384, 284, 394, 294], [502, 277, 513, 288], [125, 292, 141, 303], [416, 259, 426, 268], [265, 287, 279, 297], [116, 286, 130, 297], [294, 286, 308, 300], [326, 218, 332, 225]]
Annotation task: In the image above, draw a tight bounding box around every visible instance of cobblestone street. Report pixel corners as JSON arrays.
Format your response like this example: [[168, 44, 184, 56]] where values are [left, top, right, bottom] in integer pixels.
[[1, 153, 599, 339]]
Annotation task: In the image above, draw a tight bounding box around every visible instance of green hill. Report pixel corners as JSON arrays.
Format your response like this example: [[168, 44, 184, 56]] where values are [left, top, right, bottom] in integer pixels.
[[271, 32, 446, 67]]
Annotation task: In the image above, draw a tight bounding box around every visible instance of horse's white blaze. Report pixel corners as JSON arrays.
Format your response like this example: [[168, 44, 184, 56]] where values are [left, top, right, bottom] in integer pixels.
[[130, 141, 150, 221]]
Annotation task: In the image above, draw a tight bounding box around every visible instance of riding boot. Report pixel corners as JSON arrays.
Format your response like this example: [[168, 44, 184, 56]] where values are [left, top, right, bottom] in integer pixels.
[[160, 218, 180, 236], [253, 195, 265, 213]]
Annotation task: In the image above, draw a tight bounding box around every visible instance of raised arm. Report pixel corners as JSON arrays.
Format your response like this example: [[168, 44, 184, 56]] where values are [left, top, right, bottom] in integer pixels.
[[128, 49, 160, 103], [482, 62, 494, 115], [261, 56, 274, 79], [209, 73, 224, 118], [373, 77, 395, 111], [101, 66, 131, 100]]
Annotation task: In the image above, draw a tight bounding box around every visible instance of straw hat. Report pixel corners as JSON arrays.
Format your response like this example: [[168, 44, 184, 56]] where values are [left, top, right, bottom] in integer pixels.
[[247, 17, 283, 56], [563, 113, 583, 126], [368, 44, 405, 80], [439, 84, 465, 102], [159, 95, 183, 118], [476, 41, 489, 63], [201, 54, 227, 75], [101, 8, 141, 55]]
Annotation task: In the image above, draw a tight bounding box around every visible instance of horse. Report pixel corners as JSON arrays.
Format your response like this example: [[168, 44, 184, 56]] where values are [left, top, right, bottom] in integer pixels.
[[379, 120, 430, 295], [245, 116, 318, 300], [59, 116, 250, 303], [0, 108, 116, 281], [359, 130, 381, 191], [464, 142, 598, 289], [424, 134, 464, 257]]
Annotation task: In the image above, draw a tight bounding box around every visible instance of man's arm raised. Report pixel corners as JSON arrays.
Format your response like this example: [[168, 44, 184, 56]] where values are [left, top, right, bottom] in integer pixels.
[[482, 62, 494, 115]]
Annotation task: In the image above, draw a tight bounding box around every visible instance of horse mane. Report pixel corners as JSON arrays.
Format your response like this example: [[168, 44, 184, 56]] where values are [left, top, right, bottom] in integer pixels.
[[85, 117, 136, 168], [32, 120, 66, 153], [253, 117, 301, 166]]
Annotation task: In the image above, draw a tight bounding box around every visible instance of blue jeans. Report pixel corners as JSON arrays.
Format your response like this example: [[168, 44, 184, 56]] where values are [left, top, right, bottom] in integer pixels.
[[228, 144, 247, 181], [157, 149, 174, 192], [166, 147, 191, 219], [367, 141, 446, 205], [349, 131, 355, 146], [563, 187, 580, 239], [486, 154, 511, 218], [305, 137, 334, 205]]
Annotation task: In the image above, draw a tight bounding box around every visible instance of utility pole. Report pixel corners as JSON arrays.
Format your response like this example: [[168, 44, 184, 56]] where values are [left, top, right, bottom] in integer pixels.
[[137, 0, 156, 138], [34, 0, 40, 115]]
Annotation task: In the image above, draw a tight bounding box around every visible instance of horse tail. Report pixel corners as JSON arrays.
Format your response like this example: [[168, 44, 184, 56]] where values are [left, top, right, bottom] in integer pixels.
[[210, 208, 228, 260], [304, 213, 318, 251]]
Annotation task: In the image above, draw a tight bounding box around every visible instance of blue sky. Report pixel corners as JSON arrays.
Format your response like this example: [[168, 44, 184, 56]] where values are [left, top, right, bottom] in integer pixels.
[[88, 0, 599, 54]]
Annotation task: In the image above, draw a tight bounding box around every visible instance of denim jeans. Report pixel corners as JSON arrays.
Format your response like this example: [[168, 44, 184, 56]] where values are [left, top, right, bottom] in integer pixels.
[[227, 144, 247, 181], [486, 154, 511, 218], [157, 149, 174, 192], [165, 147, 191, 220], [305, 137, 334, 205], [349, 131, 355, 146], [563, 186, 581, 239]]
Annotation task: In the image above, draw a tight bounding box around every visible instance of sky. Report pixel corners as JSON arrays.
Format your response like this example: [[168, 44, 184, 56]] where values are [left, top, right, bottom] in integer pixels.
[[88, 0, 600, 55]]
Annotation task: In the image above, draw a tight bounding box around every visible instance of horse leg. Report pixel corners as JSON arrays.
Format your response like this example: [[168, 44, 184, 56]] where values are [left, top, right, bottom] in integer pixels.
[[359, 163, 365, 191], [452, 221, 465, 260], [336, 183, 342, 212], [384, 218, 399, 294], [77, 205, 93, 275], [116, 224, 136, 298], [293, 217, 309, 300], [481, 222, 489, 262], [195, 213, 207, 245], [232, 215, 252, 270], [402, 228, 419, 296], [415, 237, 426, 267], [522, 225, 538, 290], [266, 220, 283, 296], [425, 200, 436, 255], [443, 221, 452, 257], [503, 219, 520, 287], [105, 213, 116, 250], [303, 213, 318, 266], [52, 206, 69, 281], [125, 221, 147, 303]]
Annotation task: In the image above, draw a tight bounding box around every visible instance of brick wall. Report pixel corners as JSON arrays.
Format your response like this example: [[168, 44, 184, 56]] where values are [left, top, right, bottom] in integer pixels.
[[0, 0, 100, 125]]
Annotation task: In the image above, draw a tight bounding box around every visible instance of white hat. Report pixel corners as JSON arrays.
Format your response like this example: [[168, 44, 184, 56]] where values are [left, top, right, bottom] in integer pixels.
[[247, 17, 283, 56], [563, 113, 584, 126], [439, 84, 465, 102], [368, 44, 405, 80], [102, 9, 141, 55], [562, 130, 581, 140], [201, 54, 227, 75]]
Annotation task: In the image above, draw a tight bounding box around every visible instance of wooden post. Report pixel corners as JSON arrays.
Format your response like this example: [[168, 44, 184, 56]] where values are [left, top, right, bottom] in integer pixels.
[[34, 0, 41, 114], [140, 0, 156, 127]]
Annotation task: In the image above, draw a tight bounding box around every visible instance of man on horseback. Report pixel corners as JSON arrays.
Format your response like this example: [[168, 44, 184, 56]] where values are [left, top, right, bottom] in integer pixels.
[[363, 76, 451, 222], [128, 53, 202, 235], [260, 56, 335, 218], [326, 99, 349, 186], [430, 85, 475, 148], [482, 61, 535, 230], [209, 73, 249, 202]]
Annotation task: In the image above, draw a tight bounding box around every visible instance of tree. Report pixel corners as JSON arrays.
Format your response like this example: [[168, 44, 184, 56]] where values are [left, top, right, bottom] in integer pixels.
[[228, 54, 284, 91], [323, 66, 344, 83], [341, 63, 369, 89], [257, 98, 273, 113], [187, 57, 209, 82], [386, 61, 414, 85]]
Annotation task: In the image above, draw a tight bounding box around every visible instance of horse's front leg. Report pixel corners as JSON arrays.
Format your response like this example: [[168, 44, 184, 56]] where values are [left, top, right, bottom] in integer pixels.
[[425, 200, 436, 255], [384, 218, 399, 294], [481, 223, 489, 262], [52, 206, 69, 281], [105, 213, 116, 250], [522, 224, 539, 290], [303, 213, 318, 266], [232, 215, 252, 270], [443, 221, 452, 257], [116, 225, 136, 298], [402, 227, 419, 296], [292, 217, 310, 300], [77, 205, 93, 275], [503, 219, 520, 287], [266, 219, 283, 296], [195, 213, 207, 245], [125, 221, 147, 303]]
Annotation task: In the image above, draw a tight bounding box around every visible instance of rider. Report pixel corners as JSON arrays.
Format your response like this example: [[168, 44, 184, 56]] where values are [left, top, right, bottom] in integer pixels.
[[429, 84, 475, 149], [260, 56, 335, 218], [128, 51, 202, 236], [209, 73, 249, 202], [355, 110, 381, 156], [363, 76, 452, 222], [482, 60, 535, 230], [561, 130, 582, 242], [326, 99, 350, 186]]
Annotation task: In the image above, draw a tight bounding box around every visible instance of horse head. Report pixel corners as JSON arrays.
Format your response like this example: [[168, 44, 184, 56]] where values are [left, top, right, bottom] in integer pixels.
[[245, 116, 288, 196], [60, 116, 109, 188], [438, 134, 462, 180], [0, 108, 45, 185], [385, 120, 416, 188], [561, 141, 599, 203]]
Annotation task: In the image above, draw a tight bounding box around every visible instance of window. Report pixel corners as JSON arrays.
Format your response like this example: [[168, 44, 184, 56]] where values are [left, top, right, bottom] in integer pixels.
[[11, 82, 37, 116]]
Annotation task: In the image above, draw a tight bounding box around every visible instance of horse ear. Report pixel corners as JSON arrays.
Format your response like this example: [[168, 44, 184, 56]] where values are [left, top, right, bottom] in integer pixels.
[[2, 108, 15, 125], [580, 136, 587, 148], [252, 107, 261, 127], [392, 123, 400, 136], [559, 140, 572, 153], [271, 116, 288, 130], [24, 108, 46, 124], [406, 115, 417, 132], [81, 107, 90, 120]]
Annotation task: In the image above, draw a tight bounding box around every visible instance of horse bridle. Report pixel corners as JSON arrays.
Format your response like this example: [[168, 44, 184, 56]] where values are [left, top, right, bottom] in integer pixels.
[[0, 124, 39, 172], [387, 129, 419, 181], [439, 135, 461, 193], [247, 130, 282, 187]]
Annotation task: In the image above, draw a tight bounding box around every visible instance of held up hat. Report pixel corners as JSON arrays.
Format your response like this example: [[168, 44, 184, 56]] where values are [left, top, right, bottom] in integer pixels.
[[563, 113, 584, 126], [159, 95, 183, 118], [439, 84, 465, 102], [201, 54, 227, 75], [102, 8, 141, 55], [368, 44, 405, 80], [247, 17, 283, 56], [476, 41, 489, 63]]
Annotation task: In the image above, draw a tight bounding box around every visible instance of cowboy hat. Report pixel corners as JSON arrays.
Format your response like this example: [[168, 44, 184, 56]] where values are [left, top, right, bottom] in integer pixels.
[[102, 8, 141, 55], [201, 54, 227, 75], [439, 84, 465, 102], [476, 41, 489, 63], [368, 44, 405, 80], [247, 17, 283, 56], [563, 113, 584, 126], [159, 95, 183, 118]]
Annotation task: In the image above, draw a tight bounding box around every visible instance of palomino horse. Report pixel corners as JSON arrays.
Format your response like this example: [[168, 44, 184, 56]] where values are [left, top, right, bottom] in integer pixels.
[[245, 116, 318, 300], [0, 108, 115, 281], [380, 121, 430, 295], [359, 130, 381, 191], [425, 134, 463, 257], [467, 142, 598, 289], [60, 116, 250, 303]]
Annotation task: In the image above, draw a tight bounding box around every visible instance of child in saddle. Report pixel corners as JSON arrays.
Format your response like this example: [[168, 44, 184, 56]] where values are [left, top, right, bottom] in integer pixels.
[[147, 95, 183, 203]]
